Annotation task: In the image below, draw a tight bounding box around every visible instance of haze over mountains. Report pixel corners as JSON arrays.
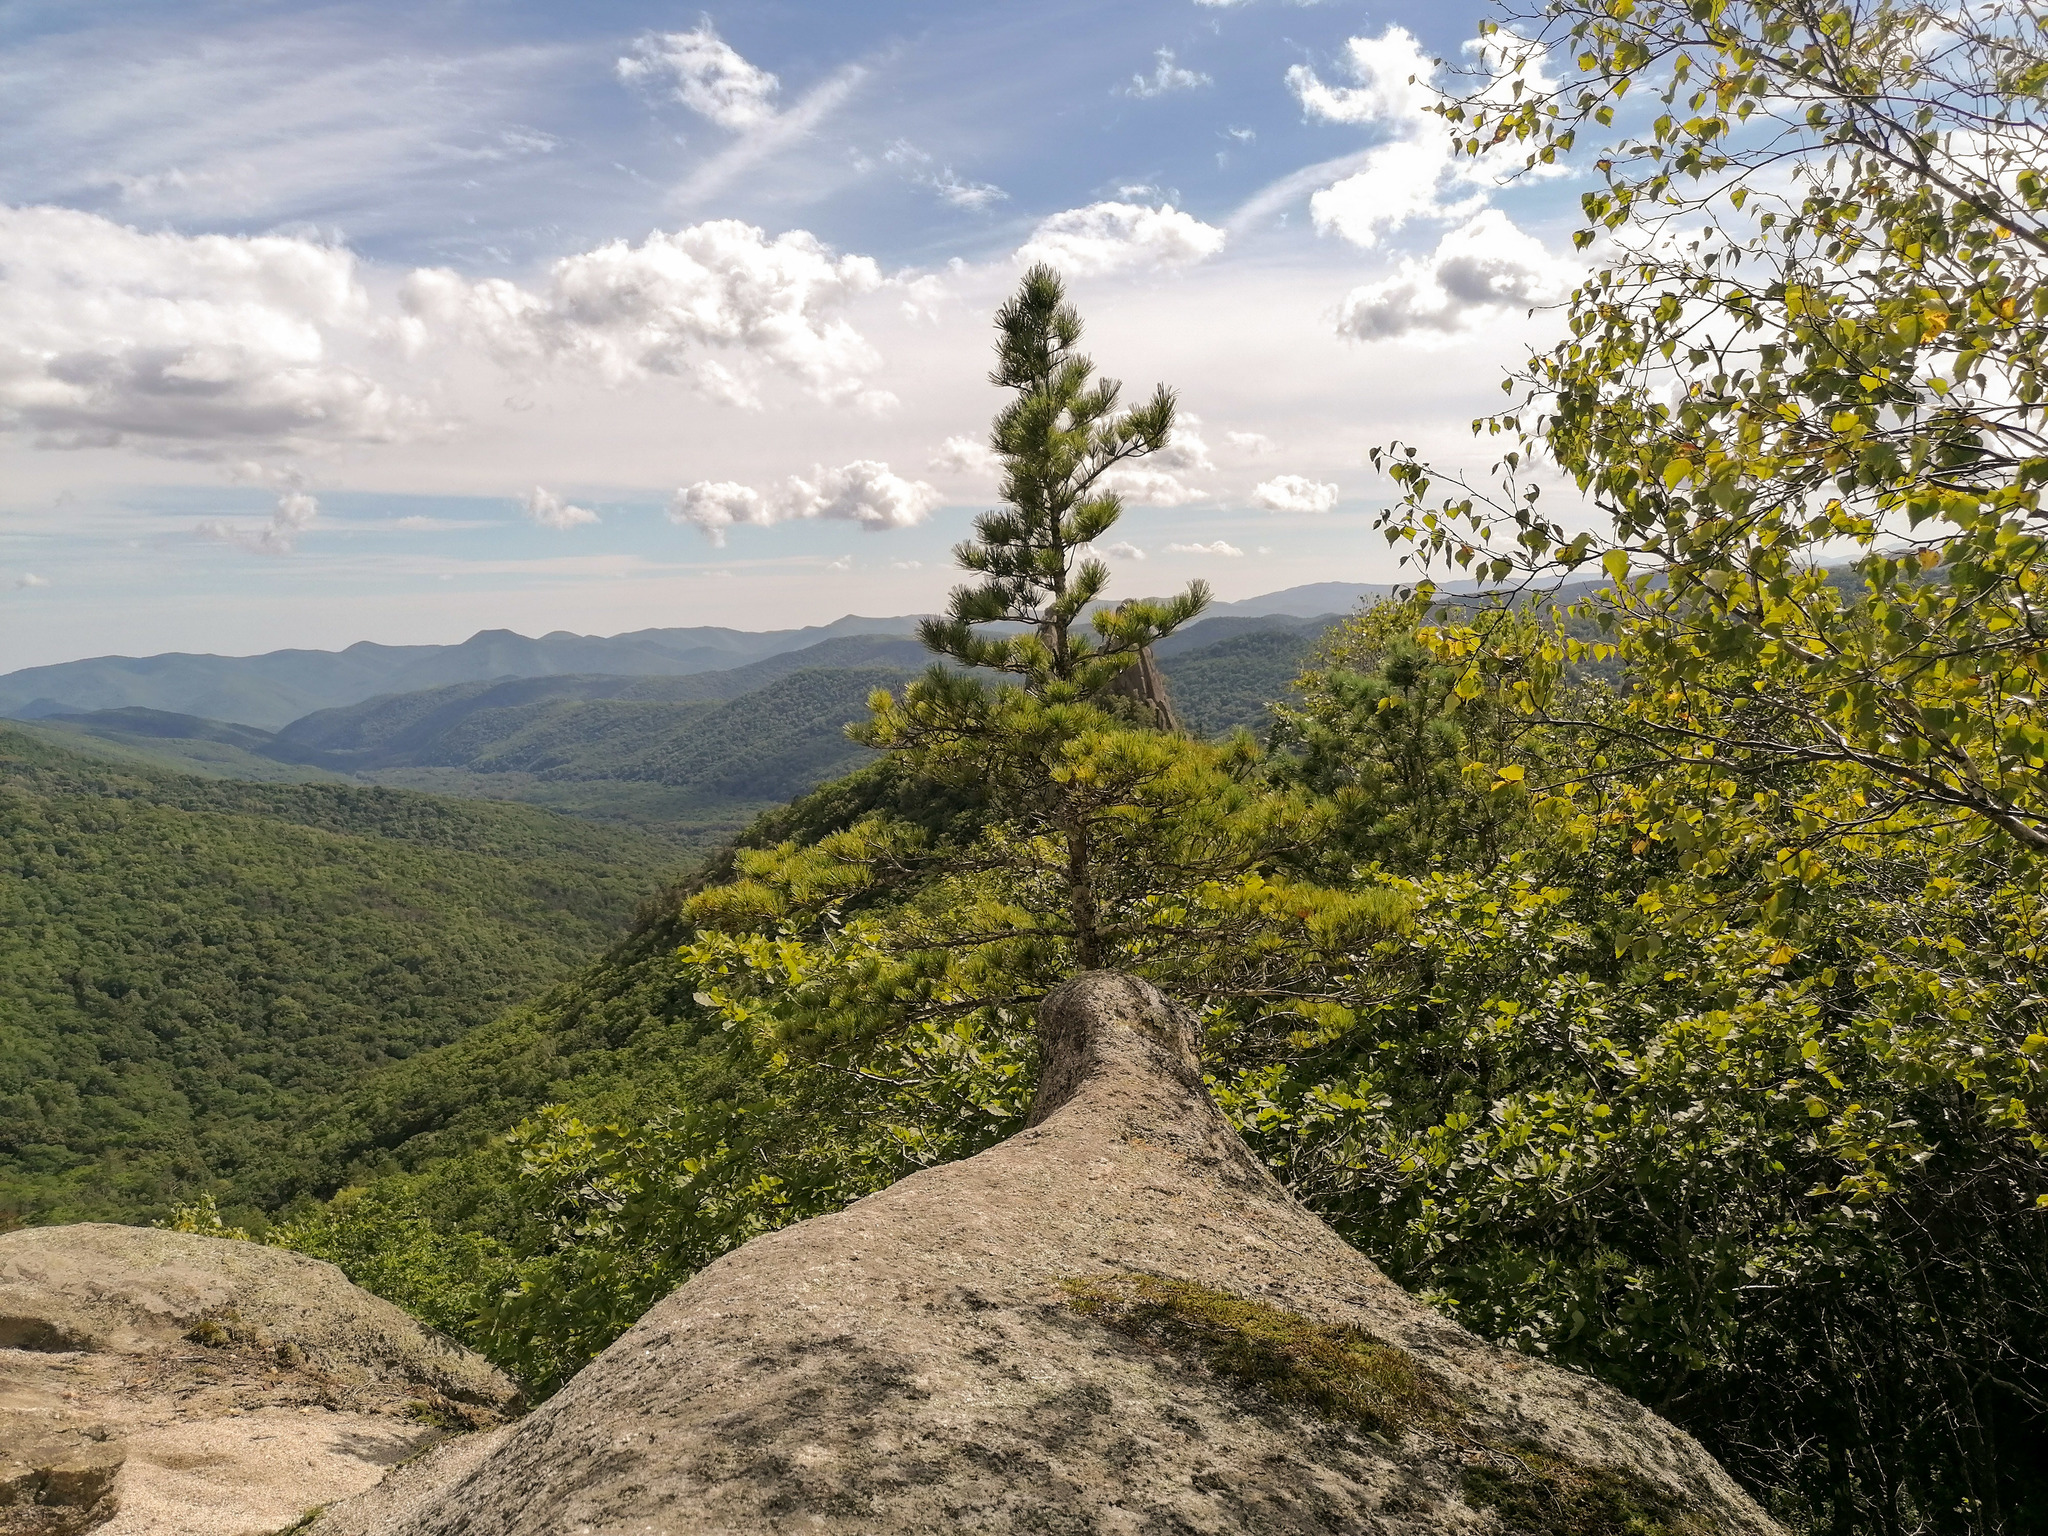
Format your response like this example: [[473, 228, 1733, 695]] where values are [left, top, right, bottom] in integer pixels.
[[0, 583, 1386, 728], [6, 595, 1356, 845]]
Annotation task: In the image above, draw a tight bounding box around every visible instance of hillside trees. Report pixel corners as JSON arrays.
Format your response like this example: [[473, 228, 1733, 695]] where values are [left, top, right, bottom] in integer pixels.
[[1379, 0, 2048, 854], [1354, 3, 2048, 1527], [0, 728, 677, 1226]]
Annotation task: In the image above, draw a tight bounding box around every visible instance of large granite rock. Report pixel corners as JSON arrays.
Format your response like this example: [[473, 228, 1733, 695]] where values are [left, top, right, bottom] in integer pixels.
[[330, 971, 1780, 1535], [0, 1225, 516, 1536]]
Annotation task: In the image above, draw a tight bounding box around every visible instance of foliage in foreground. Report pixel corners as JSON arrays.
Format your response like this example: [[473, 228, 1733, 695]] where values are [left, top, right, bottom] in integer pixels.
[[272, 592, 2045, 1533]]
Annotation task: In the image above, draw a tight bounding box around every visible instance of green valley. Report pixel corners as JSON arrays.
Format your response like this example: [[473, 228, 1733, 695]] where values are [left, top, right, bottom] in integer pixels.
[[0, 727, 687, 1226]]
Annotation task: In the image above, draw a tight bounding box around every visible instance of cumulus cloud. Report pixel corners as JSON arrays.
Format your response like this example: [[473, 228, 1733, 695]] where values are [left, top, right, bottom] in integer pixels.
[[1336, 210, 1573, 340], [1287, 28, 1437, 126], [15, 572, 50, 588], [195, 489, 318, 555], [1252, 474, 1340, 513], [670, 460, 941, 544], [1124, 49, 1211, 98], [929, 435, 1000, 476], [402, 220, 887, 407], [1226, 430, 1278, 455], [1289, 27, 1562, 250], [1015, 202, 1225, 277], [1102, 541, 1146, 561], [670, 481, 765, 543], [617, 26, 780, 130], [0, 205, 423, 454], [522, 485, 600, 529], [1166, 540, 1243, 556], [1283, 28, 1488, 249], [1101, 468, 1206, 506], [1158, 414, 1216, 473]]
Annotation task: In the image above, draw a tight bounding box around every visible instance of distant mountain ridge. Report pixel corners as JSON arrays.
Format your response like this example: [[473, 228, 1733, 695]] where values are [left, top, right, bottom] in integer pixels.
[[0, 615, 926, 729], [1, 584, 1391, 728]]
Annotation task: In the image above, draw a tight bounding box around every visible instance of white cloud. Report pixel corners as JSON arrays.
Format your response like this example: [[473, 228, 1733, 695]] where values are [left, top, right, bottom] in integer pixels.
[[885, 141, 1007, 211], [1253, 474, 1340, 513], [1287, 28, 1437, 126], [1101, 468, 1206, 506], [195, 489, 318, 555], [617, 26, 780, 131], [0, 205, 423, 454], [1308, 139, 1485, 248], [402, 220, 886, 406], [929, 435, 1000, 476], [931, 169, 1008, 211], [1336, 210, 1574, 340], [1226, 430, 1277, 455], [670, 459, 941, 544], [1166, 540, 1243, 556], [15, 572, 50, 588], [668, 65, 866, 210], [1282, 28, 1485, 249], [1287, 27, 1562, 251], [891, 559, 923, 570], [1158, 414, 1216, 473], [670, 481, 764, 543], [1125, 49, 1211, 99], [522, 485, 600, 529], [1102, 540, 1146, 561], [1015, 202, 1225, 277]]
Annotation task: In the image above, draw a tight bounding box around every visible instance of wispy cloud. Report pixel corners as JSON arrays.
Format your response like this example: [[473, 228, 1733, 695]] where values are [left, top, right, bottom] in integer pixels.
[[670, 64, 867, 210], [884, 141, 1007, 211], [195, 491, 319, 556], [0, 16, 572, 237], [1123, 49, 1211, 99]]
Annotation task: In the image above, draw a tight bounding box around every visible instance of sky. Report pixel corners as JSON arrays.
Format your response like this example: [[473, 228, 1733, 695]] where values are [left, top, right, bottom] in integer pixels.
[[0, 0, 1593, 669]]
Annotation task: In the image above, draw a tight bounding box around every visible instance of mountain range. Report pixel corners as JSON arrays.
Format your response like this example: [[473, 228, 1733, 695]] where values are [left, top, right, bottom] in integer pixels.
[[11, 611, 1343, 844], [0, 583, 1387, 728]]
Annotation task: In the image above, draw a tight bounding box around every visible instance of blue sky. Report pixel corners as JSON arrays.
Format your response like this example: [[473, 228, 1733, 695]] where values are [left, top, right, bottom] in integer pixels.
[[0, 0, 1588, 667]]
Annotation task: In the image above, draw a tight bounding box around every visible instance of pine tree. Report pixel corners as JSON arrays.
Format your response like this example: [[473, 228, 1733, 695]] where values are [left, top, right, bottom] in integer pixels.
[[918, 264, 1210, 698]]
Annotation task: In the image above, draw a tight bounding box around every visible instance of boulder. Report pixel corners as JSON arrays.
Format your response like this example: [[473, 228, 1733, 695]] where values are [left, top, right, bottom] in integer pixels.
[[0, 1225, 516, 1536], [335, 971, 1780, 1535]]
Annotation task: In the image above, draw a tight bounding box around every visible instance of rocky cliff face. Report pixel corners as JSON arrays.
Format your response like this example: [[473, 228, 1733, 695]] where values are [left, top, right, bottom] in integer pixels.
[[0, 1224, 516, 1536], [333, 971, 1780, 1536]]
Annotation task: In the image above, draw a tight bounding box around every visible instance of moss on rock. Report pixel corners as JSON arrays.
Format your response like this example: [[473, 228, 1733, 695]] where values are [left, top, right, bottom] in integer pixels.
[[1068, 1273, 1707, 1536], [1063, 1274, 1457, 1439]]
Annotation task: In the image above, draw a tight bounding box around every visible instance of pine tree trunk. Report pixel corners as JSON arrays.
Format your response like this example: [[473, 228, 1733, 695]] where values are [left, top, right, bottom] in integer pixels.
[[1064, 807, 1101, 970]]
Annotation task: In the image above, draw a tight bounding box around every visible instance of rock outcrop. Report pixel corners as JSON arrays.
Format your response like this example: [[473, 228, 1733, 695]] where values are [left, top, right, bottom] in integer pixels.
[[331, 971, 1779, 1535], [0, 1224, 517, 1536]]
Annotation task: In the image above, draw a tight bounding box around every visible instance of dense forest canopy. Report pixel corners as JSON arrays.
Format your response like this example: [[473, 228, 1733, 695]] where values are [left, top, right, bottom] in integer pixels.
[[0, 728, 684, 1223]]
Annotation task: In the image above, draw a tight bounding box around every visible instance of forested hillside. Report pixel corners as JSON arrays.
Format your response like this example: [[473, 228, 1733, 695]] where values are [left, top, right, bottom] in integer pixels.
[[0, 727, 683, 1225]]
